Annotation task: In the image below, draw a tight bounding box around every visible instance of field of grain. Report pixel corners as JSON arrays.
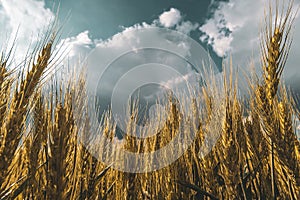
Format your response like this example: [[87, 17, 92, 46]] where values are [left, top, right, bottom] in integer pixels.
[[0, 1, 299, 199]]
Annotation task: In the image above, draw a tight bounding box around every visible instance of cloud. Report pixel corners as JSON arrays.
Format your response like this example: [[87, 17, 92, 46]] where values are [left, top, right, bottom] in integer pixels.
[[199, 0, 265, 57], [0, 0, 54, 63], [158, 8, 199, 35], [86, 24, 202, 91], [0, 2, 204, 83], [176, 21, 199, 35], [0, 3, 196, 67], [200, 0, 300, 94], [56, 30, 93, 59], [159, 8, 182, 28], [16, 6, 213, 97], [60, 8, 209, 91]]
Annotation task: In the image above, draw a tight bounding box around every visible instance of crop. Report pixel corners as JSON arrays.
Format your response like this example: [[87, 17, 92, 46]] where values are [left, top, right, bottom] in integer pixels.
[[0, 1, 299, 199]]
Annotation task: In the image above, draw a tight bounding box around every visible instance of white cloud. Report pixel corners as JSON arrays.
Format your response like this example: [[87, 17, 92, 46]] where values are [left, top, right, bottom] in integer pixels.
[[0, 0, 54, 63], [60, 8, 211, 92], [159, 8, 182, 28], [200, 0, 300, 93], [0, 1, 219, 89], [199, 0, 265, 57], [56, 30, 93, 59], [199, 19, 233, 57], [86, 24, 198, 91], [157, 8, 199, 35], [176, 21, 199, 35], [56, 8, 201, 73]]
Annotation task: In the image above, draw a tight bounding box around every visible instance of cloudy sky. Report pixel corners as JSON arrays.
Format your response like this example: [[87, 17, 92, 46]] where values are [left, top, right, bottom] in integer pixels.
[[0, 0, 299, 94]]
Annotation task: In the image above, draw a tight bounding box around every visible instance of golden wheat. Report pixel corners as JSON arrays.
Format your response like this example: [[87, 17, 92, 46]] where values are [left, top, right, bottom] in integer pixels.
[[0, 1, 299, 199]]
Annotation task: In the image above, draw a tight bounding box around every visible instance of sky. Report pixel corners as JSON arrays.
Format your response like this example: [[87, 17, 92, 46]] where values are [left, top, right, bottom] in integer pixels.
[[0, 0, 300, 110]]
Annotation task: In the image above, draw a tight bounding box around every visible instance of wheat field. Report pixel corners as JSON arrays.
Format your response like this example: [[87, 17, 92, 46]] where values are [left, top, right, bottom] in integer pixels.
[[0, 1, 299, 199]]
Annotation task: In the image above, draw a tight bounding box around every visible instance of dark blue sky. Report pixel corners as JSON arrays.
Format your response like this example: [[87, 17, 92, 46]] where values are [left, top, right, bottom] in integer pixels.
[[45, 0, 226, 67], [46, 0, 217, 39]]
